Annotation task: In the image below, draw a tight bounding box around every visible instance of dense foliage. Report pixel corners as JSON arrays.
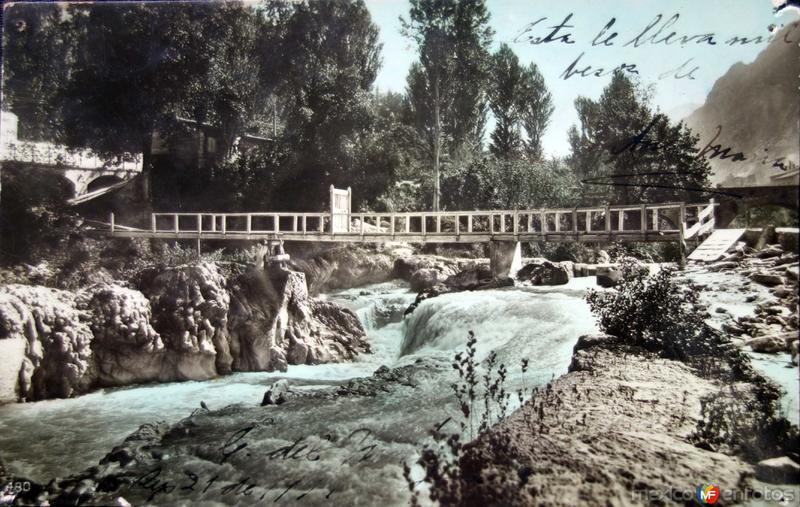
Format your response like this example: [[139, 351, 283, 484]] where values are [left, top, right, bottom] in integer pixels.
[[0, 165, 77, 262], [568, 71, 712, 205], [2, 1, 716, 264]]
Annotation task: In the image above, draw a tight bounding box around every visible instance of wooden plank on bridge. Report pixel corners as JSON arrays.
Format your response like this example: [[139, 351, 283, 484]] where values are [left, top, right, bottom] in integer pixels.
[[688, 228, 746, 262]]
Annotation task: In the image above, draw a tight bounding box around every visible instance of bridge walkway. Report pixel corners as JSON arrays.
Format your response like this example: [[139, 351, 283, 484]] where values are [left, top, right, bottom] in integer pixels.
[[109, 186, 717, 246]]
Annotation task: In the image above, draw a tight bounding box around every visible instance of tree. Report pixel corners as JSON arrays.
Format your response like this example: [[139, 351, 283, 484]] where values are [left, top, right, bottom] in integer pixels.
[[568, 71, 710, 204], [402, 0, 493, 210], [442, 156, 577, 210], [57, 2, 221, 199], [518, 63, 554, 162], [272, 0, 382, 210], [2, 3, 76, 140], [488, 44, 524, 160], [183, 2, 287, 157]]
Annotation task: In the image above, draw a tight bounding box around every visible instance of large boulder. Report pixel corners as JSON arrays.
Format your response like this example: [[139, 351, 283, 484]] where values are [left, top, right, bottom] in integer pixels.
[[261, 379, 292, 406], [757, 244, 784, 259], [595, 259, 651, 287], [410, 268, 438, 292], [706, 261, 738, 272], [393, 256, 460, 283], [755, 457, 800, 484], [517, 260, 572, 286], [750, 271, 785, 287], [747, 334, 786, 354], [444, 262, 493, 291], [596, 264, 623, 288]]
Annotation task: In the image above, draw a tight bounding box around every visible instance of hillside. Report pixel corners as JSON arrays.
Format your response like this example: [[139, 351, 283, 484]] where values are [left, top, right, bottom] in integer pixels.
[[685, 24, 799, 186]]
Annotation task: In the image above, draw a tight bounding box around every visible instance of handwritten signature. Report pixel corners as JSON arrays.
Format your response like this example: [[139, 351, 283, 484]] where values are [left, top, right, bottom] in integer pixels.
[[614, 119, 791, 172]]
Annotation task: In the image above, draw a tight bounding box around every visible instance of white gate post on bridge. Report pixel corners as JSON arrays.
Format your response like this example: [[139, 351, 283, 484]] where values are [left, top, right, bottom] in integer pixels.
[[330, 184, 335, 235], [330, 184, 352, 234]]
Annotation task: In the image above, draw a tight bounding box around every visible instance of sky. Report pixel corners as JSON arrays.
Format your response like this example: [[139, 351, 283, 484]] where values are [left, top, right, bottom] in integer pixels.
[[364, 0, 799, 157]]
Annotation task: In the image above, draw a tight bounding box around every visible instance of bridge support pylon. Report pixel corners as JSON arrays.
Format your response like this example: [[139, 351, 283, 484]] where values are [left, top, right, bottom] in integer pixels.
[[489, 240, 522, 280]]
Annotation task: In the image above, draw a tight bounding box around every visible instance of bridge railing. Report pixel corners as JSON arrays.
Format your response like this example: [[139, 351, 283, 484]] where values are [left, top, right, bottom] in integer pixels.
[[148, 212, 331, 236], [0, 140, 142, 172], [110, 200, 716, 240], [683, 199, 716, 241]]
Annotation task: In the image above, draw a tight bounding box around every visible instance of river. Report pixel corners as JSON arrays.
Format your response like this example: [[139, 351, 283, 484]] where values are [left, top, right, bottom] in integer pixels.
[[0, 278, 599, 489]]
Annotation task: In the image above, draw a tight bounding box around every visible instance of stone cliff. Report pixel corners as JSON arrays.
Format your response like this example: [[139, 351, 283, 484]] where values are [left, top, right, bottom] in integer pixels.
[[0, 262, 367, 402]]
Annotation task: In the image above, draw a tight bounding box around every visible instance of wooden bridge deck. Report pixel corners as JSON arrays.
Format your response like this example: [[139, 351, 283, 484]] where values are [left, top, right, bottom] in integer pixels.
[[109, 200, 716, 245]]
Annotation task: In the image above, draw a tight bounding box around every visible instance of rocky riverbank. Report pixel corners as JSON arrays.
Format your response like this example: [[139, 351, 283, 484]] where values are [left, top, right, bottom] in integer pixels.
[[0, 262, 367, 403], [451, 333, 797, 506], [683, 242, 798, 364]]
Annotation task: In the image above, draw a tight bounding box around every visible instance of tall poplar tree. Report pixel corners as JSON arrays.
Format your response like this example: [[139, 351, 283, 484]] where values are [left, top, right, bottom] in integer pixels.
[[488, 44, 524, 159], [401, 0, 492, 210], [518, 63, 554, 162]]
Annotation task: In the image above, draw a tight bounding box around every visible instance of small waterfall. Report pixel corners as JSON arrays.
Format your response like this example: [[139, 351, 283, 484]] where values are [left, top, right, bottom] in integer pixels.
[[400, 283, 598, 378]]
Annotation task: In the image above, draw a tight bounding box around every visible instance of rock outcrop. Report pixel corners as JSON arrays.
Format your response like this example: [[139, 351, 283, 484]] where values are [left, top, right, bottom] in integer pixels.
[[464, 337, 759, 505], [140, 263, 234, 378], [0, 262, 367, 403], [516, 259, 572, 286], [84, 285, 165, 386], [0, 285, 95, 401], [290, 246, 396, 295]]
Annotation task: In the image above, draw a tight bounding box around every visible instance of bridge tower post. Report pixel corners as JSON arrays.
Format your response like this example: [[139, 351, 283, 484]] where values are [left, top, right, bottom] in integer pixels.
[[489, 240, 522, 280]]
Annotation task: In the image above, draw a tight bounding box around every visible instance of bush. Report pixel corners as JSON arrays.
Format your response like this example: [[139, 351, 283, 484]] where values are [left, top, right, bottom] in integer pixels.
[[691, 381, 799, 462], [585, 259, 751, 378]]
